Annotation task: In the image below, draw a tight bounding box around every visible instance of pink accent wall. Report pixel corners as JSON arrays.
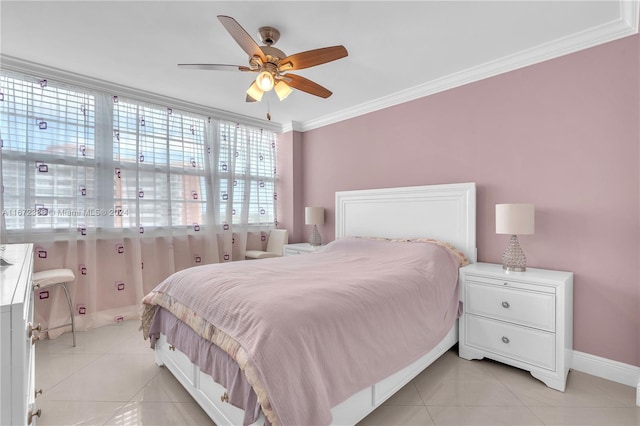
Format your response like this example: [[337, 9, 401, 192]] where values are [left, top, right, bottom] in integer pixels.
[[284, 34, 640, 366], [276, 131, 305, 243]]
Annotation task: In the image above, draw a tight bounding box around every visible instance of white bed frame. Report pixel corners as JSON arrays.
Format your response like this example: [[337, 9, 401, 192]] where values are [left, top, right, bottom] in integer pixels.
[[154, 182, 476, 425]]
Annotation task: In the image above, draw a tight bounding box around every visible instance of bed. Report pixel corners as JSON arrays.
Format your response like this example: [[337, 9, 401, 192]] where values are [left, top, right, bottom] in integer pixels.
[[141, 182, 476, 425]]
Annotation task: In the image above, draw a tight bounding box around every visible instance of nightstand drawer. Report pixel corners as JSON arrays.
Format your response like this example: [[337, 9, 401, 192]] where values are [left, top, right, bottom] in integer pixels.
[[283, 243, 323, 256], [466, 282, 556, 331], [465, 315, 555, 371], [465, 274, 556, 294], [284, 248, 306, 256]]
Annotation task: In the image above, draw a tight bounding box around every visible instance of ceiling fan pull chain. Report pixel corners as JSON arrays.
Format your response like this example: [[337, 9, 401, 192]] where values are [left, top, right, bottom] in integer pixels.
[[266, 98, 271, 121]]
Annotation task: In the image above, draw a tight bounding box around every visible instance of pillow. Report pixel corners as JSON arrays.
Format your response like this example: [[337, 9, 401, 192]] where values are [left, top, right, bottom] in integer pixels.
[[351, 236, 470, 267]]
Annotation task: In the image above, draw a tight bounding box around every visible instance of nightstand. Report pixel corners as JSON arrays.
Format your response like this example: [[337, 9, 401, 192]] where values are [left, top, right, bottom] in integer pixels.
[[283, 243, 323, 256], [459, 262, 573, 391]]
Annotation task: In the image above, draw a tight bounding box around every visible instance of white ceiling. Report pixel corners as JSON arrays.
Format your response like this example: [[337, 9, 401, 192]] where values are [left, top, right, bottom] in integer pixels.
[[1, 1, 638, 132]]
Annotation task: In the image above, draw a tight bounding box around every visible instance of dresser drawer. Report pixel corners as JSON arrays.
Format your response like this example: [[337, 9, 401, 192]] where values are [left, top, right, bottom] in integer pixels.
[[466, 282, 556, 331], [465, 315, 555, 371]]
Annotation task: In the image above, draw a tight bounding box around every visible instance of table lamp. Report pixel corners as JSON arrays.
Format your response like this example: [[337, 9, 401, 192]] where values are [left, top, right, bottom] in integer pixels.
[[496, 203, 535, 272], [305, 207, 324, 246]]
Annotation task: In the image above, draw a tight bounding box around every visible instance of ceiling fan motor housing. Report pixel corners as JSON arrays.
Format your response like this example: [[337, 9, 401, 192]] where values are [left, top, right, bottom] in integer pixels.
[[258, 26, 280, 46], [260, 46, 287, 62]]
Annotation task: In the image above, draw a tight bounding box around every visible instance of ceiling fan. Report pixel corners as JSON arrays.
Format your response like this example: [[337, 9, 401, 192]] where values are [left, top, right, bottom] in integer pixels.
[[178, 15, 348, 102]]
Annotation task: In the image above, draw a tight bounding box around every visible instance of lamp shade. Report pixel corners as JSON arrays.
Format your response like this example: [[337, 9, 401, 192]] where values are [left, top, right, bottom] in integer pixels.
[[275, 81, 292, 101], [496, 203, 534, 235], [305, 207, 324, 225], [246, 82, 264, 101], [256, 71, 275, 91]]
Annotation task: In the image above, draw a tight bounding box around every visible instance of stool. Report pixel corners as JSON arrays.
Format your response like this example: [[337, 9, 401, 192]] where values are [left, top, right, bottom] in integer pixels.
[[33, 269, 76, 347]]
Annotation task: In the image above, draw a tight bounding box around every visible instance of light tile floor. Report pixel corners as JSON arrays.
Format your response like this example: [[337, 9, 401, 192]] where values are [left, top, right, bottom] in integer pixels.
[[35, 320, 639, 426]]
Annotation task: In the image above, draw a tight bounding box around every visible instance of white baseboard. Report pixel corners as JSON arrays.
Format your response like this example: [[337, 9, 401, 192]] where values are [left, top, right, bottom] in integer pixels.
[[572, 350, 640, 407], [572, 350, 639, 406]]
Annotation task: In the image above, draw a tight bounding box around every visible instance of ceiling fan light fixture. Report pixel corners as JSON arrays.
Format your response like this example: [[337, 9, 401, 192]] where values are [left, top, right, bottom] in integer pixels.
[[246, 82, 264, 101], [181, 16, 348, 102], [274, 81, 293, 101], [255, 70, 275, 91]]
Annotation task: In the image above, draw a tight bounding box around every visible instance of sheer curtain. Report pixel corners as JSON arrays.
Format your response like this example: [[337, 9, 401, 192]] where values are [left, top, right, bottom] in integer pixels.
[[0, 71, 277, 337], [210, 120, 278, 260]]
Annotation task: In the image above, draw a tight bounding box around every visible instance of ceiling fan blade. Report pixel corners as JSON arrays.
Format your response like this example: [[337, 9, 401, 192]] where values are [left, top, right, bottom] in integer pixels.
[[279, 46, 348, 71], [178, 64, 252, 71], [217, 15, 266, 61], [285, 74, 333, 98]]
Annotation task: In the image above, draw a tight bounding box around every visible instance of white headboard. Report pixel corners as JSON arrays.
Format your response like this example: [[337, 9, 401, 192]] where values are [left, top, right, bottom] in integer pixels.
[[335, 182, 477, 263]]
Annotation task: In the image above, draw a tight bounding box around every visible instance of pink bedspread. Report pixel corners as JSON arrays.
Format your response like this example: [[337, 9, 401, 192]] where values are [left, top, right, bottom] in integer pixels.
[[142, 237, 462, 425]]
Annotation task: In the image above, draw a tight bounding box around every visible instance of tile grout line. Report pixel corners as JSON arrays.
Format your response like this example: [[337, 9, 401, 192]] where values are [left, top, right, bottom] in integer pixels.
[[478, 358, 549, 425], [100, 322, 170, 426], [100, 368, 163, 426]]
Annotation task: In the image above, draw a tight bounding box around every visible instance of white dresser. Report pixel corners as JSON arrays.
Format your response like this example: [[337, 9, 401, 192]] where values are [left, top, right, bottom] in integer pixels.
[[1, 244, 40, 425], [459, 262, 573, 391]]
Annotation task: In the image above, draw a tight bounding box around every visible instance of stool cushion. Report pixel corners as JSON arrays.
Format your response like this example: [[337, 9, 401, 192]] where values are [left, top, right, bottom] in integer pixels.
[[245, 250, 281, 259], [33, 269, 75, 287]]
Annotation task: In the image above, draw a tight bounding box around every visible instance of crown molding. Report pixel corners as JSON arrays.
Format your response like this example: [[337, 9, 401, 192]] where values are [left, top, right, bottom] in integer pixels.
[[298, 3, 639, 132], [0, 55, 285, 133], [622, 0, 640, 31], [280, 121, 305, 133]]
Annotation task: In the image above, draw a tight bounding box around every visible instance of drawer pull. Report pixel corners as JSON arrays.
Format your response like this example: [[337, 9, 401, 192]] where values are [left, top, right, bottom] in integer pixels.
[[28, 408, 41, 424], [501, 301, 510, 309], [221, 392, 229, 403], [501, 336, 510, 344]]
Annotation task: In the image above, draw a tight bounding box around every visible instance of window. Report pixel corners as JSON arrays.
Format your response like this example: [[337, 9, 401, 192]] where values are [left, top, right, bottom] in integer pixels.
[[1, 75, 98, 231], [112, 100, 208, 229], [217, 122, 276, 225], [0, 71, 277, 233]]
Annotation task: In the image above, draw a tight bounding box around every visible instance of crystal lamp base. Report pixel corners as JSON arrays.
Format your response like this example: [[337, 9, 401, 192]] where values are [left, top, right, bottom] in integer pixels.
[[502, 235, 527, 272], [309, 224, 322, 246]]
